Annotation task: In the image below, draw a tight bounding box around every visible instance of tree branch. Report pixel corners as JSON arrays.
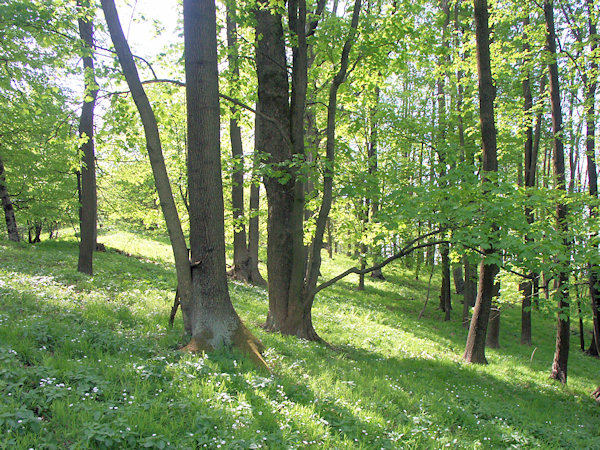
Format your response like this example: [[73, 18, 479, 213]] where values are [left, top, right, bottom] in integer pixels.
[[313, 229, 446, 295]]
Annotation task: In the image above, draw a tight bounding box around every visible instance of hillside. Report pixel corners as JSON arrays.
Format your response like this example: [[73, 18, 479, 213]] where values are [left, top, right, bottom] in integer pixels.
[[1, 231, 599, 448]]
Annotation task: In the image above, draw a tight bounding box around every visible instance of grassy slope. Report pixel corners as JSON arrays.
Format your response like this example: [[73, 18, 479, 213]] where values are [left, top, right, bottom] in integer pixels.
[[1, 230, 599, 449]]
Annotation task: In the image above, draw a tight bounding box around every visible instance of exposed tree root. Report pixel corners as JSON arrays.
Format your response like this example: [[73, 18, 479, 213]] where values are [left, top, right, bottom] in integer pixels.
[[180, 323, 269, 372]]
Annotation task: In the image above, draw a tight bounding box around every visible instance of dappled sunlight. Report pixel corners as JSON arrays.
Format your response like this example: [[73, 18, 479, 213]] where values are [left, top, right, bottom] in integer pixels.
[[2, 234, 600, 447]]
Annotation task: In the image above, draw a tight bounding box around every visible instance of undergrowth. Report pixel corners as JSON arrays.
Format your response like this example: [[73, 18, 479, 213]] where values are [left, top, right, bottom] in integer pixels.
[[0, 230, 599, 448]]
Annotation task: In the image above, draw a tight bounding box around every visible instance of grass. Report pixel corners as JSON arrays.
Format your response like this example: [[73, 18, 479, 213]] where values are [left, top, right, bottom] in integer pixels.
[[1, 229, 600, 448]]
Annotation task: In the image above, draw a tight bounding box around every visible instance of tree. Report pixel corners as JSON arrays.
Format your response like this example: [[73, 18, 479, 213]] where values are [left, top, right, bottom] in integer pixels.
[[256, 0, 361, 340], [101, 0, 265, 366], [0, 154, 19, 242], [77, 0, 98, 275], [545, 0, 570, 384], [463, 0, 499, 365], [225, 0, 251, 283], [182, 0, 265, 364]]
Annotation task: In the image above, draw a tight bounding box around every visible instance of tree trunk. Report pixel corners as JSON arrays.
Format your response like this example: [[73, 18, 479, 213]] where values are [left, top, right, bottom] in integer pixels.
[[255, 1, 313, 338], [439, 243, 451, 321], [369, 86, 385, 281], [584, 0, 600, 358], [226, 1, 251, 283], [464, 0, 498, 365], [0, 154, 19, 242], [453, 264, 464, 295], [545, 0, 570, 384], [520, 14, 536, 346], [182, 0, 265, 366], [462, 256, 477, 327], [247, 113, 267, 286], [101, 0, 193, 334], [486, 307, 500, 348], [77, 0, 98, 276]]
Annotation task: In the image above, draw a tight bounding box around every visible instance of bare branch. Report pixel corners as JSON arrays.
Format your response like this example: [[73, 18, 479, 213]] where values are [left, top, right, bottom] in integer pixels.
[[313, 229, 446, 295]]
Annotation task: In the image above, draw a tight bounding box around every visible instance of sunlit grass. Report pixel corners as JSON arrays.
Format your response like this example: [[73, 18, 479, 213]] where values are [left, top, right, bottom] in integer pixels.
[[1, 231, 599, 448]]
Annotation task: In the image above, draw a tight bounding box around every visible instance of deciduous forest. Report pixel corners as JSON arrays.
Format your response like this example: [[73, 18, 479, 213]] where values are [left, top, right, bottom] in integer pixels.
[[1, 0, 600, 447]]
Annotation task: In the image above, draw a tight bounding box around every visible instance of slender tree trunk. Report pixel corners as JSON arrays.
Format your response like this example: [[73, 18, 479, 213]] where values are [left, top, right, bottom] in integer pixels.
[[462, 256, 477, 327], [545, 0, 570, 384], [436, 0, 451, 319], [0, 154, 19, 242], [101, 0, 193, 334], [584, 0, 600, 358], [247, 112, 267, 286], [464, 0, 499, 365], [302, 0, 362, 328], [440, 243, 452, 321], [226, 1, 251, 282], [182, 0, 265, 366], [369, 86, 385, 280], [521, 14, 536, 346], [77, 0, 98, 276]]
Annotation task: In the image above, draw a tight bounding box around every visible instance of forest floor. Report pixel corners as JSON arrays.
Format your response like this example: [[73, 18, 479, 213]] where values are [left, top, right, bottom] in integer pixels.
[[1, 229, 600, 448]]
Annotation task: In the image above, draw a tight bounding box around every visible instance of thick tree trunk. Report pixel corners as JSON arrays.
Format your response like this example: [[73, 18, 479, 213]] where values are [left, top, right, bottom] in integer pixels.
[[77, 1, 98, 276], [464, 0, 498, 365], [0, 154, 19, 242], [255, 2, 313, 338], [183, 0, 265, 366], [101, 0, 193, 334], [226, 1, 251, 283], [545, 0, 570, 384]]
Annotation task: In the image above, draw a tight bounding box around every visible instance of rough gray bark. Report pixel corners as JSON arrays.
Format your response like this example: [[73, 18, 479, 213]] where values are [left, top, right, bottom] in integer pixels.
[[0, 154, 19, 242], [545, 0, 570, 384], [77, 0, 98, 276], [182, 0, 265, 367], [256, 0, 361, 340], [101, 0, 193, 334], [463, 0, 499, 365]]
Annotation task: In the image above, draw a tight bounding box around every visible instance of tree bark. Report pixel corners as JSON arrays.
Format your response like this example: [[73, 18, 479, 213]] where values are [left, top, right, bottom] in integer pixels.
[[545, 0, 570, 384], [77, 0, 98, 276], [183, 0, 265, 366], [486, 307, 500, 348], [0, 154, 19, 242], [464, 0, 499, 365], [101, 0, 193, 334], [255, 1, 312, 338]]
